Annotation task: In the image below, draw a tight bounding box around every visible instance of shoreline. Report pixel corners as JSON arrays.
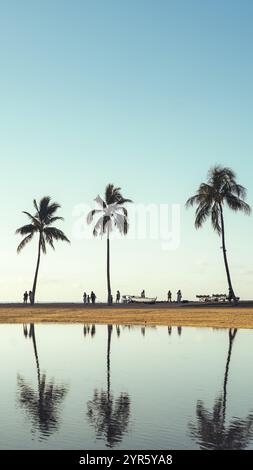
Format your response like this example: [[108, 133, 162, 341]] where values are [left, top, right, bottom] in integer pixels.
[[1, 302, 253, 328]]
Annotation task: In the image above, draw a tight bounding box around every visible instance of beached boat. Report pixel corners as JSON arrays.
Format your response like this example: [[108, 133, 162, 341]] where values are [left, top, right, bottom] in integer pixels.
[[121, 295, 157, 304]]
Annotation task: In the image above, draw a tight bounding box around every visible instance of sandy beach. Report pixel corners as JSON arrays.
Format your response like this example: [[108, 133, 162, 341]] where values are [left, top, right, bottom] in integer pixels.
[[1, 302, 253, 328]]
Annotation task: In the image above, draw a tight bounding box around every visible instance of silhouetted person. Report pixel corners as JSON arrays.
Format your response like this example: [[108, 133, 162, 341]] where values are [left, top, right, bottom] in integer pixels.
[[110, 294, 113, 304], [177, 326, 182, 336], [87, 295, 90, 304], [116, 291, 120, 303], [83, 292, 87, 304], [177, 290, 182, 303], [168, 326, 172, 335], [167, 290, 172, 302], [29, 290, 33, 304], [23, 291, 28, 304], [91, 291, 96, 304], [141, 290, 145, 298]]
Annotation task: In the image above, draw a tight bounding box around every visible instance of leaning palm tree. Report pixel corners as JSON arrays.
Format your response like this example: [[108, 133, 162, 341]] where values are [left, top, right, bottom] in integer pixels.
[[16, 196, 70, 304], [87, 185, 132, 304], [17, 324, 68, 438], [189, 328, 253, 449], [186, 166, 251, 302]]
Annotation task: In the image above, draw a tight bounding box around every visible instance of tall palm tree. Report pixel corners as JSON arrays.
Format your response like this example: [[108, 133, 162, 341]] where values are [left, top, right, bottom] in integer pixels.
[[186, 166, 251, 302], [16, 196, 70, 304], [87, 184, 132, 304]]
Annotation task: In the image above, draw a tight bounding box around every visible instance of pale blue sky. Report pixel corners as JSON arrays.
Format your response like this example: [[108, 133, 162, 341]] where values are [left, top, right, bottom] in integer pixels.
[[0, 0, 252, 301]]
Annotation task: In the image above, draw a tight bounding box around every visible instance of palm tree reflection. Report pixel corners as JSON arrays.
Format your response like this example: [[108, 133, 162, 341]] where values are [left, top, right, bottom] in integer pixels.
[[87, 325, 130, 447], [17, 324, 68, 439], [189, 328, 253, 449]]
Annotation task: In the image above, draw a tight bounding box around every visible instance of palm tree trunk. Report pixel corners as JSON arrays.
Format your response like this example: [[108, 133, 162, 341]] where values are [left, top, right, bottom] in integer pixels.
[[107, 325, 112, 400], [219, 204, 237, 302], [222, 328, 237, 422], [29, 323, 41, 386], [107, 231, 112, 304], [32, 233, 42, 305]]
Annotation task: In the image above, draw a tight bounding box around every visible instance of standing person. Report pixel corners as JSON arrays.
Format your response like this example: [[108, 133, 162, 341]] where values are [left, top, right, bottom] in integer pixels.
[[23, 291, 28, 304], [28, 290, 33, 304], [167, 290, 172, 302], [141, 290, 145, 298], [87, 295, 90, 304], [91, 291, 96, 304], [83, 292, 87, 304], [177, 290, 182, 303], [116, 290, 120, 303]]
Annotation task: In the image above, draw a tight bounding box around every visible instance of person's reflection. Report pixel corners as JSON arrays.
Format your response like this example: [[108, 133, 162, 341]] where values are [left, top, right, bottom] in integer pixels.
[[83, 324, 96, 337], [17, 324, 68, 439], [87, 324, 130, 447], [189, 328, 253, 449], [177, 326, 182, 336], [116, 325, 121, 337]]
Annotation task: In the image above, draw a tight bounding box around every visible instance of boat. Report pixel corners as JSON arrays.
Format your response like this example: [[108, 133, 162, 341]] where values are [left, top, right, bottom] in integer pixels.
[[121, 295, 157, 304]]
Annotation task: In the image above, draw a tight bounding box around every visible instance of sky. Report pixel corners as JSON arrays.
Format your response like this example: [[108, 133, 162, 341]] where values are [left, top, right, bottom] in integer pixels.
[[0, 0, 253, 301]]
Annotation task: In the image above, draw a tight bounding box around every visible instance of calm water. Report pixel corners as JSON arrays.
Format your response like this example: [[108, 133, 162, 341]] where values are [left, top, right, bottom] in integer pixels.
[[0, 323, 253, 450]]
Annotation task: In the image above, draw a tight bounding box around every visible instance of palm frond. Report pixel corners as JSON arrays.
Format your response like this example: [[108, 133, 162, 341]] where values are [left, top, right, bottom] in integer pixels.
[[46, 216, 64, 225], [94, 195, 106, 208], [225, 194, 251, 214], [33, 199, 39, 213], [92, 217, 104, 237], [43, 230, 55, 250], [102, 215, 112, 233], [211, 203, 221, 234], [116, 197, 133, 205], [195, 203, 211, 229], [113, 213, 129, 235], [15, 224, 38, 236], [87, 209, 101, 225], [105, 184, 115, 205], [230, 184, 246, 199], [41, 234, 47, 254], [22, 212, 41, 227], [17, 233, 34, 253], [43, 227, 70, 243], [185, 194, 200, 208]]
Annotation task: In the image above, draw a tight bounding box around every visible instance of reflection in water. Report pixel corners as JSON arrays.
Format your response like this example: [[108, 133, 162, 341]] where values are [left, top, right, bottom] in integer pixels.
[[189, 328, 253, 449], [17, 324, 68, 439], [87, 325, 130, 447], [167, 326, 182, 336], [83, 324, 96, 337]]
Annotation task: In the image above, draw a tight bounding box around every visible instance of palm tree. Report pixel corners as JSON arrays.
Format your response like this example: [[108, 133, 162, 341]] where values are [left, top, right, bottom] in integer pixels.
[[189, 328, 253, 449], [86, 325, 131, 447], [16, 196, 70, 304], [17, 324, 68, 438], [186, 166, 251, 302], [189, 396, 253, 449], [87, 184, 132, 304]]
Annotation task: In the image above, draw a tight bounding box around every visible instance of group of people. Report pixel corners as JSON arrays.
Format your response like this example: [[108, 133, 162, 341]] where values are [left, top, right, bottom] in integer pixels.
[[83, 291, 96, 304], [83, 290, 121, 304], [23, 290, 33, 304], [167, 290, 182, 303]]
